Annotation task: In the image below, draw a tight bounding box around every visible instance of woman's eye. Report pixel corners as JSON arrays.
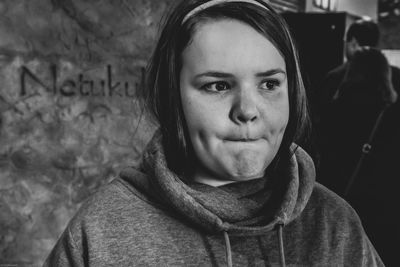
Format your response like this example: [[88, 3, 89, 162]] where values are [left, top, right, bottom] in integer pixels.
[[261, 80, 280, 91], [201, 81, 230, 92]]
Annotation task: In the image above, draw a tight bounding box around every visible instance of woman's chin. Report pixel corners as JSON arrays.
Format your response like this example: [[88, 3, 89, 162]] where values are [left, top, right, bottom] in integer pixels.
[[222, 157, 268, 181], [224, 167, 266, 181]]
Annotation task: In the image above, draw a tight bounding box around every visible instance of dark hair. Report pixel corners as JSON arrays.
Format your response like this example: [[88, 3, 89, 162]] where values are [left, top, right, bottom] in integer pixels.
[[346, 19, 380, 47], [143, 0, 310, 175], [340, 47, 397, 106]]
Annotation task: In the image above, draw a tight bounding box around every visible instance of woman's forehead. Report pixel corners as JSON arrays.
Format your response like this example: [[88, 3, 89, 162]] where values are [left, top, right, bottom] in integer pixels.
[[181, 19, 286, 75]]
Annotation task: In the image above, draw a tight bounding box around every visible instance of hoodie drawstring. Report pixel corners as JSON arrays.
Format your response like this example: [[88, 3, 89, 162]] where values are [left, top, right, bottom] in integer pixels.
[[223, 231, 233, 267], [223, 225, 286, 267], [277, 224, 286, 267]]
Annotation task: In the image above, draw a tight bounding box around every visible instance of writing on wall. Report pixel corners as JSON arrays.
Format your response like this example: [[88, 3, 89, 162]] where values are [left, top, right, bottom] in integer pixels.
[[20, 64, 144, 98]]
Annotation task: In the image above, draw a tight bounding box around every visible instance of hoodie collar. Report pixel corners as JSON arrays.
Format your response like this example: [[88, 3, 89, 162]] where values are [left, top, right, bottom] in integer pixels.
[[137, 131, 315, 235]]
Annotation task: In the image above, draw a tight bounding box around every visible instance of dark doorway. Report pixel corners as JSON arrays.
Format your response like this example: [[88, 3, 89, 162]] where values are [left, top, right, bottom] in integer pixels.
[[282, 12, 347, 113]]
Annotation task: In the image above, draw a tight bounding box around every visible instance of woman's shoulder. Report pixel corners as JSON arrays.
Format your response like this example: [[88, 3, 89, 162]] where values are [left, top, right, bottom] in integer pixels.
[[297, 182, 365, 234], [287, 184, 384, 266], [307, 182, 359, 219], [65, 168, 163, 234], [293, 182, 368, 246], [44, 169, 186, 265]]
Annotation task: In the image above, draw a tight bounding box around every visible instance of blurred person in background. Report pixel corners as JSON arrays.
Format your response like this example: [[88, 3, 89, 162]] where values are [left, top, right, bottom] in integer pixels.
[[318, 46, 399, 266], [318, 18, 400, 111], [317, 19, 400, 266]]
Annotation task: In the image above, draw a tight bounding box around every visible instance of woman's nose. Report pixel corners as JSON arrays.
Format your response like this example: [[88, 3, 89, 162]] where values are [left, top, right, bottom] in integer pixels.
[[230, 91, 260, 124]]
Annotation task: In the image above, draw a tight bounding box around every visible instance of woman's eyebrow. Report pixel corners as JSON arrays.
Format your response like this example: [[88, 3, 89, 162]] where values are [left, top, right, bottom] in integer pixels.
[[256, 68, 286, 77], [194, 71, 234, 79], [194, 69, 286, 79]]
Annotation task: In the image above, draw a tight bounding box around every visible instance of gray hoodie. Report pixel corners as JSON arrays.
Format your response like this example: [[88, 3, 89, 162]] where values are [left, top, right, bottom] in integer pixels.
[[44, 132, 384, 266]]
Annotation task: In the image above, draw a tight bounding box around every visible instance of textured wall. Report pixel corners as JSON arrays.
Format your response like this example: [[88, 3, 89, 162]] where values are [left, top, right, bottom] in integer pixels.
[[0, 0, 173, 265]]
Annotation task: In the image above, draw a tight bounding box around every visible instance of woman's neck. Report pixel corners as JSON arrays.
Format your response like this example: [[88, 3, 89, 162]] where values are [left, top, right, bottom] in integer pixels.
[[192, 174, 237, 187], [191, 166, 263, 187]]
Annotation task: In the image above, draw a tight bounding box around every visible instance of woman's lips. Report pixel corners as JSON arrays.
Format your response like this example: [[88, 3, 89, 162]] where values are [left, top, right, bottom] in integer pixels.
[[224, 137, 261, 142], [222, 131, 264, 142]]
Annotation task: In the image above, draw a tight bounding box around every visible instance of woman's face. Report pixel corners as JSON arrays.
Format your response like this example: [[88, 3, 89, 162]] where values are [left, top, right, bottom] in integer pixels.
[[180, 19, 289, 185]]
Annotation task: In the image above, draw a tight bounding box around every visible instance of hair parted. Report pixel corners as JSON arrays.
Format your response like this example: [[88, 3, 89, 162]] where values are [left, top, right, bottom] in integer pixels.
[[142, 0, 311, 175]]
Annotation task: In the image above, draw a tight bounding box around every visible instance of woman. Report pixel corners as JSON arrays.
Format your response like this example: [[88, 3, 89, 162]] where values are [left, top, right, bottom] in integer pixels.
[[44, 0, 383, 266], [318, 47, 397, 194], [318, 47, 398, 266]]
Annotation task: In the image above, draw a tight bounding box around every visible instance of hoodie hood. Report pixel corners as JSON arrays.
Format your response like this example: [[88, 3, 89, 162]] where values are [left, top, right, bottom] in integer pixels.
[[121, 130, 315, 235]]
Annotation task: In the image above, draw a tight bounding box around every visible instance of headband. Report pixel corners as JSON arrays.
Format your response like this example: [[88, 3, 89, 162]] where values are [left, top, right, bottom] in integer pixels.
[[182, 0, 269, 24]]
